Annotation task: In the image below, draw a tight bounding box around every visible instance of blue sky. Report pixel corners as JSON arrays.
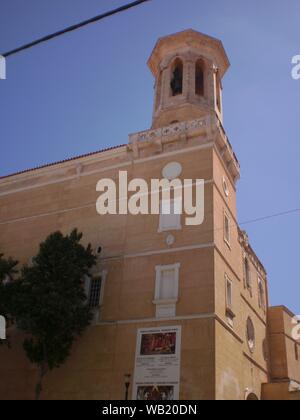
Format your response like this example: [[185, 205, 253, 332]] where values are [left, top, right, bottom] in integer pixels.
[[0, 0, 299, 313]]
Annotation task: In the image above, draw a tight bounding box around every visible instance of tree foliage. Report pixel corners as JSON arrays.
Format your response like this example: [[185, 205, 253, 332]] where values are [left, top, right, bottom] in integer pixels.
[[6, 229, 97, 399], [0, 253, 18, 283]]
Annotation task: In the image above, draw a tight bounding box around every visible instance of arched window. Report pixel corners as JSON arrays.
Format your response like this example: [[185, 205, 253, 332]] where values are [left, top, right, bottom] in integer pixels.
[[195, 60, 204, 96], [170, 58, 183, 96]]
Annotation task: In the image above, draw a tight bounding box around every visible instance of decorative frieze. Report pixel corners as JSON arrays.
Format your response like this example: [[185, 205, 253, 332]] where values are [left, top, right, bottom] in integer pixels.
[[129, 117, 207, 143], [129, 115, 240, 184]]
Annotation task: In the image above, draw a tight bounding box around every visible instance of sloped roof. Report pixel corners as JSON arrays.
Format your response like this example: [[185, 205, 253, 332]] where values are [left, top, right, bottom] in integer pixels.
[[0, 144, 126, 181]]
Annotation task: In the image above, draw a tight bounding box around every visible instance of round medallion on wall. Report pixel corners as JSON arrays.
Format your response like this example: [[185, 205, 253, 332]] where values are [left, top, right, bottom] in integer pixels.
[[162, 162, 182, 180], [166, 234, 175, 247]]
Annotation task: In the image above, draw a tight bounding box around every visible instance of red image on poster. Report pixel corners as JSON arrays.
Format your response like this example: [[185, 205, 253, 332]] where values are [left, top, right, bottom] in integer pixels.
[[140, 332, 176, 355]]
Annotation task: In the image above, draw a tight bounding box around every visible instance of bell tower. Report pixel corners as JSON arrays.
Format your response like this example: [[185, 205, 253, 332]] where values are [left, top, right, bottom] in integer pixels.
[[148, 29, 230, 129]]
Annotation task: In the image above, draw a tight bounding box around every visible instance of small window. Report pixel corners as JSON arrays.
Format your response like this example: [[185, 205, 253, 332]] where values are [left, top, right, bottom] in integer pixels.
[[244, 257, 251, 291], [246, 317, 255, 352], [84, 273, 107, 322], [225, 275, 235, 327], [258, 278, 266, 310], [225, 275, 233, 309], [195, 60, 204, 96], [159, 198, 182, 232], [170, 58, 183, 96], [223, 176, 229, 197], [88, 277, 102, 309], [224, 212, 231, 246]]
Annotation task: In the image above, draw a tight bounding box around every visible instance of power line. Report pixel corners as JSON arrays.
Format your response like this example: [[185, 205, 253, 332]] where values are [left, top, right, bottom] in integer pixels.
[[1, 0, 151, 58], [181, 207, 300, 245], [240, 208, 300, 227]]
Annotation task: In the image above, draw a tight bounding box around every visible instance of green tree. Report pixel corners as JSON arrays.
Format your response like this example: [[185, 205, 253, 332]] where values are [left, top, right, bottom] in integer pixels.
[[11, 230, 96, 400], [0, 253, 18, 283]]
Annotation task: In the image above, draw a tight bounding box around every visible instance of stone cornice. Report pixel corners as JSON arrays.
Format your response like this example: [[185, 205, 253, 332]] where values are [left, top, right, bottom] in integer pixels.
[[128, 114, 240, 184]]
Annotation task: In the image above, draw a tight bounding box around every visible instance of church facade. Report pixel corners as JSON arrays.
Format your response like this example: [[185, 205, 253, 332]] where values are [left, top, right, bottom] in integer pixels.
[[0, 30, 299, 400]]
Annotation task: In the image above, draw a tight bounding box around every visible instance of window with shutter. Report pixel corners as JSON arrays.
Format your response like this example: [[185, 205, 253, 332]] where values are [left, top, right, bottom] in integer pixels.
[[154, 264, 180, 319], [226, 276, 233, 309], [224, 211, 231, 246], [225, 274, 235, 327], [159, 269, 176, 300], [244, 256, 251, 293]]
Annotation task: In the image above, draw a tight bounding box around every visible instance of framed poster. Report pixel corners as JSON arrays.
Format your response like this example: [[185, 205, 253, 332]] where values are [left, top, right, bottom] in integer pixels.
[[132, 326, 181, 400]]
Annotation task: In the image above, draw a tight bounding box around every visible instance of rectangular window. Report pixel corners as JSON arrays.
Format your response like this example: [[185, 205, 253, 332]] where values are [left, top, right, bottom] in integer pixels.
[[244, 255, 252, 292], [84, 272, 107, 310], [295, 343, 299, 361], [88, 277, 102, 309], [154, 264, 180, 319], [155, 265, 180, 301], [225, 274, 235, 328], [159, 269, 176, 300], [224, 211, 231, 246], [225, 275, 233, 309], [159, 199, 182, 232], [258, 277, 266, 310]]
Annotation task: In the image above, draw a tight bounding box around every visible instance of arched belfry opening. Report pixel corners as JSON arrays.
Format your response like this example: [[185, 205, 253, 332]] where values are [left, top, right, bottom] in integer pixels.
[[170, 58, 183, 97], [195, 59, 205, 96]]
